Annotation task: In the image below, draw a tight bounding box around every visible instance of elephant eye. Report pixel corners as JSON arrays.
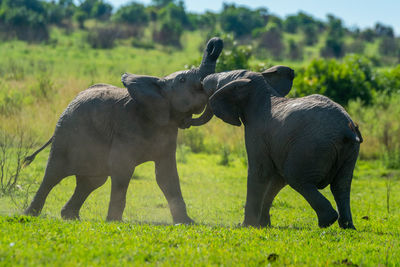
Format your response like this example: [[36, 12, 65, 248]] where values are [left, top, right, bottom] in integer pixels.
[[179, 77, 186, 83]]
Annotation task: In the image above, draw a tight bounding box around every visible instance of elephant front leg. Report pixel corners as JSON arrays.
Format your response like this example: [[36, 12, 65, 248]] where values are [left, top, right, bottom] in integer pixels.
[[155, 154, 194, 225], [242, 165, 269, 227], [258, 175, 286, 227]]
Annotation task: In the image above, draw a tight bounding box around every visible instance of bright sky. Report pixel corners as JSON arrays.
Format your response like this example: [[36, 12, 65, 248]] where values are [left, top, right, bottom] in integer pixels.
[[107, 0, 400, 35]]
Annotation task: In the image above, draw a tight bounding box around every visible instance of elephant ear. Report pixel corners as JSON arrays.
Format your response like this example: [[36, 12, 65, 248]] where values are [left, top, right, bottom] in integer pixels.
[[262, 65, 295, 97], [209, 79, 251, 127], [121, 73, 169, 126]]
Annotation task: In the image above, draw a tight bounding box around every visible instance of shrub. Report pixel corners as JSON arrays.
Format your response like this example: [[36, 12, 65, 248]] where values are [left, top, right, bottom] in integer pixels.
[[152, 19, 183, 47], [86, 26, 119, 49], [0, 0, 49, 42], [112, 2, 149, 26], [220, 3, 265, 38], [256, 23, 285, 59], [178, 127, 205, 153], [348, 93, 400, 161], [292, 55, 376, 105], [0, 128, 35, 195]]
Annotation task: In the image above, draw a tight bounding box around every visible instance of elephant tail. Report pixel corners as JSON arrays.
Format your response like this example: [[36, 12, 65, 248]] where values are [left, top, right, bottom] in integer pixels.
[[23, 136, 54, 167], [345, 122, 363, 143]]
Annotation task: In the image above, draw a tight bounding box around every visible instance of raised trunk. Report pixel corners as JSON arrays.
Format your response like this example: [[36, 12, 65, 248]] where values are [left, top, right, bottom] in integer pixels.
[[198, 37, 223, 79], [190, 38, 223, 127]]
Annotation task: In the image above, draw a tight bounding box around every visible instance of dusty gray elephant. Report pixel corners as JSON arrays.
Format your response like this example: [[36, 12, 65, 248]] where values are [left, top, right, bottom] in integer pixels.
[[195, 66, 362, 229], [24, 37, 223, 223]]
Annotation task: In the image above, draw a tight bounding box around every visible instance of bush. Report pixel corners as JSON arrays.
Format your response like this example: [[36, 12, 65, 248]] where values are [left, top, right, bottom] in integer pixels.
[[293, 55, 376, 105], [86, 26, 119, 49], [0, 0, 49, 42], [178, 127, 205, 153], [256, 23, 284, 59], [0, 128, 35, 195], [152, 19, 183, 47], [112, 2, 149, 26], [287, 39, 303, 61], [220, 3, 265, 37], [348, 93, 400, 162]]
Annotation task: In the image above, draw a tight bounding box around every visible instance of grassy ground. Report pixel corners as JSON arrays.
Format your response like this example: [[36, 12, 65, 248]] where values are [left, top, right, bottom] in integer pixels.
[[0, 150, 399, 266]]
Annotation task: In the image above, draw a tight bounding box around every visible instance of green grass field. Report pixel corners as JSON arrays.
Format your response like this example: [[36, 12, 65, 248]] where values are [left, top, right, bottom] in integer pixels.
[[0, 150, 399, 266]]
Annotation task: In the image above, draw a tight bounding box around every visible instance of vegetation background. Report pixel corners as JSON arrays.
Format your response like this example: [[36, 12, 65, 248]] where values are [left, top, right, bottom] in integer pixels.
[[0, 0, 399, 265]]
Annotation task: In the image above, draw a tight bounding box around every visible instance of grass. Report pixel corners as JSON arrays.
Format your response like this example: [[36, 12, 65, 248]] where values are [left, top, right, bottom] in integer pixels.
[[0, 149, 399, 266], [1, 27, 399, 266]]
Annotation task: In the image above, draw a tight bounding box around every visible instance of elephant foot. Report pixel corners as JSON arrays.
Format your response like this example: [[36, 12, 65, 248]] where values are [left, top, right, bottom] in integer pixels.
[[61, 208, 80, 220], [173, 216, 195, 225], [24, 207, 40, 217], [259, 220, 272, 228], [318, 209, 338, 228], [338, 219, 356, 230]]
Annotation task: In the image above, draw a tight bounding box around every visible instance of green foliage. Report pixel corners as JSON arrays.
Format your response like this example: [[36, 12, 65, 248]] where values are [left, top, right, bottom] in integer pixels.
[[348, 93, 400, 161], [0, 0, 49, 42], [86, 26, 119, 49], [178, 127, 205, 153], [218, 146, 230, 166], [214, 34, 252, 72], [283, 11, 324, 34], [111, 2, 149, 26], [220, 3, 266, 37], [152, 2, 188, 46], [293, 55, 376, 105], [256, 22, 285, 59], [320, 14, 345, 58], [78, 0, 112, 20]]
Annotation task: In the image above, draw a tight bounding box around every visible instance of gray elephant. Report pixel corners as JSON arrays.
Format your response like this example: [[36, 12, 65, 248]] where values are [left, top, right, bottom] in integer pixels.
[[24, 37, 223, 224], [196, 66, 362, 229]]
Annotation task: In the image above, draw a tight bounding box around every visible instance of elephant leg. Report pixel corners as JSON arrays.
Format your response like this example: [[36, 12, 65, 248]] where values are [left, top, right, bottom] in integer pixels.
[[330, 151, 358, 230], [25, 158, 67, 216], [258, 175, 286, 227], [155, 154, 193, 224], [106, 171, 132, 222], [292, 183, 338, 228], [61, 175, 108, 220]]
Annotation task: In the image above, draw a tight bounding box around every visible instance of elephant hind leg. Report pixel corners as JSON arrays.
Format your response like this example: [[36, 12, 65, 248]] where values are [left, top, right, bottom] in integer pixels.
[[25, 157, 69, 216], [330, 150, 359, 230], [291, 182, 338, 228], [61, 175, 108, 220]]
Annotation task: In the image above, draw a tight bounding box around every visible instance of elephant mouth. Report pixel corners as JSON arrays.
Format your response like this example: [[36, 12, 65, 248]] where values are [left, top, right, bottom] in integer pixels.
[[177, 114, 193, 129]]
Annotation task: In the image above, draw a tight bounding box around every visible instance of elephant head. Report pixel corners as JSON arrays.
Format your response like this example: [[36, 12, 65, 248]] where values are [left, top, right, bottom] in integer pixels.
[[191, 66, 295, 126], [121, 37, 223, 128]]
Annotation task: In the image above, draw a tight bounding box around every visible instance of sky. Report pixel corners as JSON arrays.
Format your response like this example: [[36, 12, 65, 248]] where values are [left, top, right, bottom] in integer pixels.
[[106, 0, 400, 35]]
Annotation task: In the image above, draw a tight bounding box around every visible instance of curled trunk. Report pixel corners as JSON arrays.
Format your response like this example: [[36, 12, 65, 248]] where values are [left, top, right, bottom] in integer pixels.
[[191, 104, 214, 126]]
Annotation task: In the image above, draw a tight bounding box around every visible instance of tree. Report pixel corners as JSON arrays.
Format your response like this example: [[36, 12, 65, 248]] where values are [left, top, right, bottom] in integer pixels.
[[220, 3, 265, 37], [112, 2, 149, 25], [320, 14, 345, 58], [77, 0, 112, 20], [257, 23, 284, 59], [0, 0, 49, 42]]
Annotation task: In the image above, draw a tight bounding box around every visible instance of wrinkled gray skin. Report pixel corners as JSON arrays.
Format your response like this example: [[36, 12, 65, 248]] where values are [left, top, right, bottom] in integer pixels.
[[199, 66, 362, 229], [24, 37, 223, 223]]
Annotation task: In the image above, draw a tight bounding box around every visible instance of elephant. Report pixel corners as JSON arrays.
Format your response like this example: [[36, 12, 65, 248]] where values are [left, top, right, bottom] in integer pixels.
[[195, 66, 362, 229], [23, 37, 223, 224]]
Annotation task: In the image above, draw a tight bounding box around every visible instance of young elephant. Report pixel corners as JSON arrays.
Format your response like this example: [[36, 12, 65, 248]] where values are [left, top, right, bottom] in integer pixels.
[[200, 66, 362, 229], [24, 37, 223, 224]]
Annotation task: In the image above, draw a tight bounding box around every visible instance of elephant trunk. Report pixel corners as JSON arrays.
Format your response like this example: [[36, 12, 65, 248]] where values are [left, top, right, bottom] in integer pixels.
[[198, 37, 223, 79], [190, 38, 223, 127], [190, 104, 214, 126]]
